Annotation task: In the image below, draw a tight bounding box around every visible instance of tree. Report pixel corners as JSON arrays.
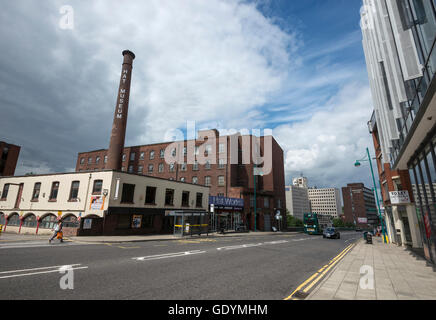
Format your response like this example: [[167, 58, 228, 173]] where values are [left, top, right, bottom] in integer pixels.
[[287, 215, 303, 227], [333, 218, 345, 228]]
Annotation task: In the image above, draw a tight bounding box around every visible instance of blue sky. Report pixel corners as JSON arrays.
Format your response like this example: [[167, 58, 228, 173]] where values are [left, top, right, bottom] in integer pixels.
[[0, 0, 376, 191]]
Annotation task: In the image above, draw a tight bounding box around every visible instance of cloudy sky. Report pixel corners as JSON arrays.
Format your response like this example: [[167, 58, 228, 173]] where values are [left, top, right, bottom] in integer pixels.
[[0, 0, 376, 191]]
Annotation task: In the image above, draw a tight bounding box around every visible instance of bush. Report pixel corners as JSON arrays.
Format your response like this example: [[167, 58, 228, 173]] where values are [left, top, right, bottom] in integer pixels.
[[287, 215, 303, 227], [333, 218, 345, 228]]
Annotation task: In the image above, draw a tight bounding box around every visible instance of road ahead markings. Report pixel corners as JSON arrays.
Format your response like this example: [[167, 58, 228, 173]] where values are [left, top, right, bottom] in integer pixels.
[[284, 243, 356, 300], [0, 264, 88, 280], [133, 250, 206, 262]]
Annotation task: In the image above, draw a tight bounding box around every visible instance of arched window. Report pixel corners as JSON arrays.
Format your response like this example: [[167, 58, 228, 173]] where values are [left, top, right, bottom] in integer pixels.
[[40, 214, 57, 229], [0, 213, 5, 225], [22, 214, 37, 228], [62, 215, 79, 228], [8, 213, 20, 226]]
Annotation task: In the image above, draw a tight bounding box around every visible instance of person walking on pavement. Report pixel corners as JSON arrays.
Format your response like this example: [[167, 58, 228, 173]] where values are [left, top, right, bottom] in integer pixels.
[[49, 221, 63, 243]]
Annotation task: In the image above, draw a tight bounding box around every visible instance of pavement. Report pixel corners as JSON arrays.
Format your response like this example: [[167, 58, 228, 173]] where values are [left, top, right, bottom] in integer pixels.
[[307, 237, 436, 300]]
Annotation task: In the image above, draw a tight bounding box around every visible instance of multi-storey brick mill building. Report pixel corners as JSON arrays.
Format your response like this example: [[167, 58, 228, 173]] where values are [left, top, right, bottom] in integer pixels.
[[76, 129, 286, 231]]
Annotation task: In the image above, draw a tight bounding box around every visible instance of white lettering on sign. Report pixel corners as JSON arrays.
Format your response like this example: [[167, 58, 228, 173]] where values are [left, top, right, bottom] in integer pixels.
[[389, 191, 410, 204], [115, 71, 129, 120]]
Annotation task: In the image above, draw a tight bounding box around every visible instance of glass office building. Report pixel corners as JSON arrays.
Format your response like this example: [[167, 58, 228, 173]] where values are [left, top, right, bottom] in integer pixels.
[[393, 0, 436, 263], [362, 0, 436, 263]]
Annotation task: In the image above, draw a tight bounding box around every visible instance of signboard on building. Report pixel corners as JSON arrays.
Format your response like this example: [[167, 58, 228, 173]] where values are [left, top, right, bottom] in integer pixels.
[[209, 196, 244, 210], [83, 219, 92, 230], [389, 191, 411, 204], [132, 215, 142, 229], [90, 196, 105, 210], [358, 217, 368, 224]]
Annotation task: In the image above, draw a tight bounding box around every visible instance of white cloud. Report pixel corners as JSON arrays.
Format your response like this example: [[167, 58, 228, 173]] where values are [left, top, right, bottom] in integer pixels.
[[54, 0, 297, 144], [274, 82, 375, 189]]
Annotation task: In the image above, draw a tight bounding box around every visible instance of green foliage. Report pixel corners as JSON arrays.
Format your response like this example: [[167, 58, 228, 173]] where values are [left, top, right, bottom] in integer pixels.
[[333, 218, 345, 228], [287, 215, 303, 227]]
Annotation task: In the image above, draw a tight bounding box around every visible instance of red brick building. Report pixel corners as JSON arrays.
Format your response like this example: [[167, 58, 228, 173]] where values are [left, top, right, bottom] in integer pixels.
[[0, 141, 20, 177], [76, 130, 286, 231], [342, 183, 378, 229], [369, 114, 421, 247]]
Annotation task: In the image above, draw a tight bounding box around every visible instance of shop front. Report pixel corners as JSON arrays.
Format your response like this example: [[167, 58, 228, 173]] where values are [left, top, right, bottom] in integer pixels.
[[209, 196, 244, 232]]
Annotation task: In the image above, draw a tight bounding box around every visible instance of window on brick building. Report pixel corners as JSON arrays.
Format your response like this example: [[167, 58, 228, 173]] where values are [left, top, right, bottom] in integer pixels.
[[148, 164, 154, 173], [218, 176, 225, 186], [192, 177, 198, 185], [205, 176, 211, 187], [193, 161, 199, 171], [130, 153, 136, 161], [140, 152, 145, 160], [80, 158, 85, 165], [150, 151, 155, 160], [159, 163, 164, 173], [96, 156, 101, 164]]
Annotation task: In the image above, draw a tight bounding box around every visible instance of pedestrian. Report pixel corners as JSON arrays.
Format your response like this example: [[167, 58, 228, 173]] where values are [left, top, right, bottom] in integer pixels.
[[49, 220, 63, 243]]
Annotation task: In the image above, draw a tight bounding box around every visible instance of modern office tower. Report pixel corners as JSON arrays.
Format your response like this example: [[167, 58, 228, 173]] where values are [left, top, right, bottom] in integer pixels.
[[361, 0, 436, 263], [285, 184, 311, 221], [307, 188, 342, 218], [0, 141, 20, 177]]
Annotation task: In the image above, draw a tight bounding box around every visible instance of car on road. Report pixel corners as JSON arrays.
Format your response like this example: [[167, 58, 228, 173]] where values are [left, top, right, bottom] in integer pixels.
[[323, 227, 340, 239], [355, 228, 363, 232]]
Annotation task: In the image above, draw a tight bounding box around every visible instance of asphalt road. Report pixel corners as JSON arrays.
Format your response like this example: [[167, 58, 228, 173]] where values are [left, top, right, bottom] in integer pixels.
[[0, 232, 361, 300]]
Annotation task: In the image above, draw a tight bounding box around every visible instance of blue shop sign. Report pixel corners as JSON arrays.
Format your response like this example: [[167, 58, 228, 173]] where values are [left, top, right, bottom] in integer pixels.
[[209, 196, 244, 210]]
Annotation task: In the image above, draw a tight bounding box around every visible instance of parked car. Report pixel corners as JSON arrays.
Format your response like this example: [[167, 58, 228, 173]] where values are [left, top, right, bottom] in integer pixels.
[[356, 228, 363, 232], [323, 227, 341, 239]]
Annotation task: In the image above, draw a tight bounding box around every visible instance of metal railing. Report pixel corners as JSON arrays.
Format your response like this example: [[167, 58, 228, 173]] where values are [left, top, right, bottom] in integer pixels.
[[394, 35, 436, 164]]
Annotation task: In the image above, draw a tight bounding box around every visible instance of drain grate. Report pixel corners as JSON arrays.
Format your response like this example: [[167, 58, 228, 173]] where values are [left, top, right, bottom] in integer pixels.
[[293, 290, 309, 299]]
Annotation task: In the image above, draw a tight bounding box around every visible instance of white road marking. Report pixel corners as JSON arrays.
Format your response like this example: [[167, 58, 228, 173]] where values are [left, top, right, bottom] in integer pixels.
[[0, 241, 84, 249], [264, 240, 289, 245], [133, 250, 206, 261], [0, 264, 88, 280]]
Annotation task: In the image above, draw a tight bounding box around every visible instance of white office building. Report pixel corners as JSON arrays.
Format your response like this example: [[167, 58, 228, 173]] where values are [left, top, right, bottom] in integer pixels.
[[308, 188, 342, 218]]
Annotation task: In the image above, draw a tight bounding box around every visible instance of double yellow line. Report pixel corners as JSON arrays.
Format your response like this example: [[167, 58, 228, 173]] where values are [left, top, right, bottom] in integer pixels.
[[284, 243, 356, 300]]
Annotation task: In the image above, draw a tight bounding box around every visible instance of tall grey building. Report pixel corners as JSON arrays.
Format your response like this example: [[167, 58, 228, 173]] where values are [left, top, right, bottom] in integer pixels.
[[361, 0, 436, 264], [285, 185, 311, 221]]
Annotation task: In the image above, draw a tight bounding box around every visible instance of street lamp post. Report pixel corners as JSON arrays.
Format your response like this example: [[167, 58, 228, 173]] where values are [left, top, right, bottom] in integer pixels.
[[354, 147, 387, 243], [253, 165, 264, 232]]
